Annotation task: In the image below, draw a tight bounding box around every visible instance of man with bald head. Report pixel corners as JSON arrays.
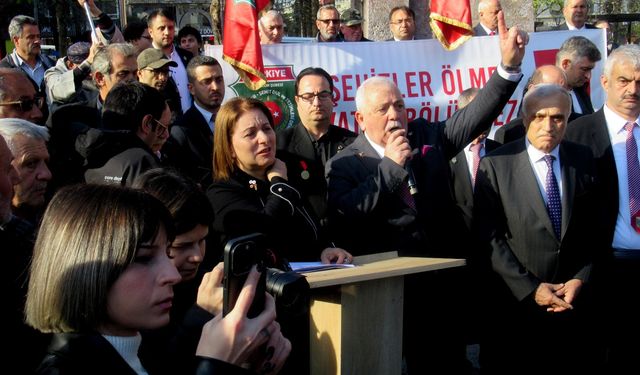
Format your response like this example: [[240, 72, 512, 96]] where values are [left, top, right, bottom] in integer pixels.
[[474, 84, 603, 373], [474, 0, 502, 36], [494, 64, 579, 144], [259, 10, 285, 44], [0, 68, 44, 124], [553, 0, 596, 30]]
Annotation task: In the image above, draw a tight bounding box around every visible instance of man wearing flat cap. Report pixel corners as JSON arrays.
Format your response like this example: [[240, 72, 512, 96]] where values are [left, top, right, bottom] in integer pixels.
[[137, 48, 177, 91], [44, 41, 99, 105], [340, 8, 370, 42]]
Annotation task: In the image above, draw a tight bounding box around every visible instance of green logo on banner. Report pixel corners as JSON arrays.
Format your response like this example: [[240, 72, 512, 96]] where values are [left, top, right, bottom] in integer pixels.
[[233, 0, 256, 6], [230, 65, 298, 131]]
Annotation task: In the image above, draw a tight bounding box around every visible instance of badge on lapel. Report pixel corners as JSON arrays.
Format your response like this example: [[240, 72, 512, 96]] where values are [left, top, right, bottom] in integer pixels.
[[249, 180, 257, 191]]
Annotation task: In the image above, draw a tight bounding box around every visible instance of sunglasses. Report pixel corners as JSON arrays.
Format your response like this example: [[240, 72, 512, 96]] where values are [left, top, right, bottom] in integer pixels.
[[0, 96, 44, 112]]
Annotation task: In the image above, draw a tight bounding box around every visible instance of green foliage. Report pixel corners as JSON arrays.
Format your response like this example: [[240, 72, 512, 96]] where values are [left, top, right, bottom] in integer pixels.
[[533, 0, 564, 18]]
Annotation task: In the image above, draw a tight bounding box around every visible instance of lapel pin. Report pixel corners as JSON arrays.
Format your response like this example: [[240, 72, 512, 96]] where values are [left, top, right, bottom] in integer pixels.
[[249, 180, 257, 190]]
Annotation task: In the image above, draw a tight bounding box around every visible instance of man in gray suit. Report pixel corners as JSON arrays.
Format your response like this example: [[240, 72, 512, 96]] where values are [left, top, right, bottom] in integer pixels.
[[474, 84, 604, 373]]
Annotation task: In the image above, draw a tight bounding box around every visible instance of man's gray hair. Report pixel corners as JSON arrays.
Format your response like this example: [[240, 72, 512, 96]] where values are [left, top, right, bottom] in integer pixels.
[[261, 10, 283, 23], [355, 76, 397, 112], [0, 118, 50, 155], [458, 87, 480, 109], [603, 44, 640, 80], [521, 84, 572, 118], [317, 5, 338, 19], [556, 36, 601, 65], [92, 43, 136, 77], [8, 15, 38, 39]]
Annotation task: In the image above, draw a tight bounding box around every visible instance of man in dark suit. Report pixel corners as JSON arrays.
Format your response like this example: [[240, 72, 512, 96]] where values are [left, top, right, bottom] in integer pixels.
[[326, 11, 526, 373], [474, 84, 604, 373], [494, 64, 580, 144], [563, 44, 640, 373], [148, 9, 193, 116], [556, 36, 601, 116], [277, 67, 356, 228], [553, 0, 597, 31], [165, 56, 224, 187], [450, 88, 501, 231], [473, 0, 501, 37], [387, 6, 418, 41]]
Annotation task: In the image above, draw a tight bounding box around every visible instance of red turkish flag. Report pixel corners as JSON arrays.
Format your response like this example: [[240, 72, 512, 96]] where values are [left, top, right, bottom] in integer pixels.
[[429, 0, 473, 50], [222, 0, 271, 90]]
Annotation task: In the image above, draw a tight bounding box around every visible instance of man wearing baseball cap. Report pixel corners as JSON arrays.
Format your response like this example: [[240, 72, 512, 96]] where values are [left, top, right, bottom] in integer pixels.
[[340, 8, 370, 42], [137, 47, 178, 91], [45, 41, 99, 105]]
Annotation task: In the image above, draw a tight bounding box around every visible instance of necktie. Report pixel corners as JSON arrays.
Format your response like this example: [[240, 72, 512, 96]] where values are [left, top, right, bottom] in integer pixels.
[[543, 155, 562, 239], [489, 31, 496, 36], [399, 181, 416, 211], [625, 122, 640, 233], [470, 143, 483, 186]]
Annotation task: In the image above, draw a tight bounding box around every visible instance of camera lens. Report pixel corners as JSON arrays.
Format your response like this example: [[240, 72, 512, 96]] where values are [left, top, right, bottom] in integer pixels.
[[266, 268, 310, 316]]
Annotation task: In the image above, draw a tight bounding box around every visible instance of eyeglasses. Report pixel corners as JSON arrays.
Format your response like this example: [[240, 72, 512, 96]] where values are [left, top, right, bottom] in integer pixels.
[[318, 19, 340, 25], [152, 118, 170, 137], [296, 91, 333, 103], [143, 68, 171, 77], [0, 96, 44, 112]]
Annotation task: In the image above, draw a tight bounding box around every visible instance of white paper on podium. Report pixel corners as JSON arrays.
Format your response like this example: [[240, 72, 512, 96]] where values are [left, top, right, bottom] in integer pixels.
[[290, 262, 355, 273]]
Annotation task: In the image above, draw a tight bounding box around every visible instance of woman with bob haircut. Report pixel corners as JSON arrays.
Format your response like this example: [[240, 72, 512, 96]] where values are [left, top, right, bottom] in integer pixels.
[[25, 184, 290, 374], [207, 97, 351, 268]]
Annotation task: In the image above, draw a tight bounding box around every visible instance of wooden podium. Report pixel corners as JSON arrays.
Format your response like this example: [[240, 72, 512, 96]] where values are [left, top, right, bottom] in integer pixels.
[[303, 253, 465, 375]]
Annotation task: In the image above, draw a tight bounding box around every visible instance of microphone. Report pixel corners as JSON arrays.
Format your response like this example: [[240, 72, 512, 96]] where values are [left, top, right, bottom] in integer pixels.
[[406, 149, 419, 195]]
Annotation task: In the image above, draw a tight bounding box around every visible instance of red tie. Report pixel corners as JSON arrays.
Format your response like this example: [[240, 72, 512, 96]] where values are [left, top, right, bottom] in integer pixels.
[[470, 143, 483, 186], [489, 31, 496, 36]]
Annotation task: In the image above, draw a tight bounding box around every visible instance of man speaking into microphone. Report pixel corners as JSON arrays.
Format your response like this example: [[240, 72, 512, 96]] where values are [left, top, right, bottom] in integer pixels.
[[325, 12, 526, 372]]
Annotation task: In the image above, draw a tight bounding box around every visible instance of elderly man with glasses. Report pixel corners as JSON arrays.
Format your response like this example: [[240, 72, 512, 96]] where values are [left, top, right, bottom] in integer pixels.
[[83, 81, 171, 186], [315, 5, 344, 42]]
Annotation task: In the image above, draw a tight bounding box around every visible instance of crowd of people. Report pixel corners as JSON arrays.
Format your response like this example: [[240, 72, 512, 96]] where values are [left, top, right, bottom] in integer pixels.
[[2, 0, 640, 374]]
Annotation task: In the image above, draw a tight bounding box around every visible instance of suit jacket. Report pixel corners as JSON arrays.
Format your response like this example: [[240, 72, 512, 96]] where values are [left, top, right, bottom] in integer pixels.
[[574, 85, 595, 114], [473, 139, 601, 301], [326, 71, 520, 257], [473, 24, 496, 37], [450, 138, 501, 231], [563, 109, 618, 246], [276, 123, 356, 226], [165, 106, 213, 186], [494, 111, 583, 145], [552, 22, 597, 31]]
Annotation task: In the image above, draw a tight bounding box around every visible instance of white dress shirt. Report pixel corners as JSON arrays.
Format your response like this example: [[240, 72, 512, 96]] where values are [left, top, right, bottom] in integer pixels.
[[526, 139, 563, 206], [604, 105, 640, 249]]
